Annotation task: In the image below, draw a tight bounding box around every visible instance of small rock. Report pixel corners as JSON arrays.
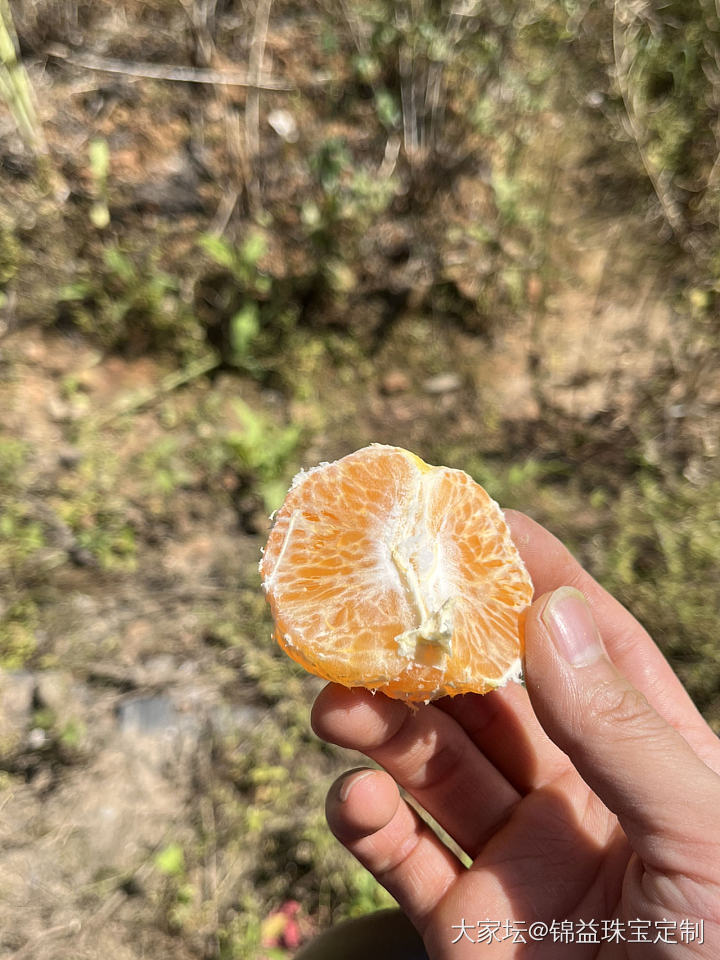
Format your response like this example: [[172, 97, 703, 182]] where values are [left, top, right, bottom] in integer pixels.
[[47, 397, 73, 422], [141, 655, 177, 685], [499, 237, 525, 260], [381, 370, 410, 395], [268, 109, 299, 143], [422, 372, 462, 395], [211, 701, 264, 735], [68, 544, 95, 567], [58, 446, 82, 469], [117, 694, 177, 735], [28, 728, 48, 749], [376, 223, 412, 262], [71, 593, 101, 616], [261, 388, 284, 406], [47, 397, 85, 423]]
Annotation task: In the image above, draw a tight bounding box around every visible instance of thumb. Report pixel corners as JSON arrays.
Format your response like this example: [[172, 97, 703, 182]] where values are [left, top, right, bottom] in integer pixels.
[[524, 586, 720, 865]]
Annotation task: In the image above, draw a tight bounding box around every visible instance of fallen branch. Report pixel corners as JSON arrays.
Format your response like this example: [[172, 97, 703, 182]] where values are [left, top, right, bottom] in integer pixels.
[[45, 43, 293, 91]]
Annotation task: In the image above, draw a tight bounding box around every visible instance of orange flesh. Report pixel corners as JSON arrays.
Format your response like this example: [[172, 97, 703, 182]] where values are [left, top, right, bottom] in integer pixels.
[[259, 444, 533, 701]]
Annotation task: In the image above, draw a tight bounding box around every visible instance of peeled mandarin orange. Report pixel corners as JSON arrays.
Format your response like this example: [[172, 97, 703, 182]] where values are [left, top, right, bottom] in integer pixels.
[[259, 444, 533, 702]]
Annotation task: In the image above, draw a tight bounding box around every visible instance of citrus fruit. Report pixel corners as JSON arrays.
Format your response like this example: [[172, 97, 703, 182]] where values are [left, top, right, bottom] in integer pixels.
[[259, 444, 533, 701]]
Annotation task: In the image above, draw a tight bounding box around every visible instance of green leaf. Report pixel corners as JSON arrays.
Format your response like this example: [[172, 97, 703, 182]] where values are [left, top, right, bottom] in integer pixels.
[[88, 137, 110, 181], [154, 842, 185, 877], [59, 281, 91, 301], [241, 231, 267, 266], [260, 478, 290, 513], [199, 233, 237, 271], [90, 201, 110, 229], [374, 89, 401, 129], [103, 246, 135, 283], [230, 303, 260, 359]]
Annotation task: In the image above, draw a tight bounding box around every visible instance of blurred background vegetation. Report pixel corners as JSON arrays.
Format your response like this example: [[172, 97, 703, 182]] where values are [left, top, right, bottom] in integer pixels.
[[0, 0, 719, 957]]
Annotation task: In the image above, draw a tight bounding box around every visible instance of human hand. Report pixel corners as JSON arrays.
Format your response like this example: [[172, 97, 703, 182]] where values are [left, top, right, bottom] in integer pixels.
[[311, 511, 720, 957]]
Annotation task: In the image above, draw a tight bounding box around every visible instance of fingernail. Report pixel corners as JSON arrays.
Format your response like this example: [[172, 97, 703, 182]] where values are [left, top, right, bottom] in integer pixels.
[[339, 770, 375, 802], [541, 586, 605, 667]]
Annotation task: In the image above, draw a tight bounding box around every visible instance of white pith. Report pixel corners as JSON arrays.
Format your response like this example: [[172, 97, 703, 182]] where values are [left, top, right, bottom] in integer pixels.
[[387, 468, 455, 661]]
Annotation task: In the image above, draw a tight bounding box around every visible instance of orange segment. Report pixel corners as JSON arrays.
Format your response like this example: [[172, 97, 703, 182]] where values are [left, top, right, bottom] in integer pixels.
[[260, 444, 533, 701]]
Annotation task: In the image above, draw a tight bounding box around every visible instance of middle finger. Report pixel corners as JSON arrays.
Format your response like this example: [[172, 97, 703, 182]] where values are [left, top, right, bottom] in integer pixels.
[[311, 683, 521, 859], [437, 682, 571, 794]]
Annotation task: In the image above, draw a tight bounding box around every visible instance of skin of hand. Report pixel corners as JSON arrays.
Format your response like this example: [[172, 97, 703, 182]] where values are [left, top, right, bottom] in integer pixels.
[[311, 511, 720, 958]]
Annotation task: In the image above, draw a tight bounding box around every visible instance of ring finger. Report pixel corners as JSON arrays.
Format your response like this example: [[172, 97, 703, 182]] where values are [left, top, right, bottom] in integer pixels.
[[325, 767, 462, 934]]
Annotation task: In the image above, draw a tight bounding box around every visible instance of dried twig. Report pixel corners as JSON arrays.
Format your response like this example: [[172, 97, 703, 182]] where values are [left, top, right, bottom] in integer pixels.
[[377, 135, 401, 179], [9, 920, 82, 960], [245, 0, 274, 210], [207, 188, 241, 236], [338, 0, 367, 56], [396, 2, 417, 157], [178, 0, 218, 68], [92, 353, 220, 428], [45, 42, 292, 90]]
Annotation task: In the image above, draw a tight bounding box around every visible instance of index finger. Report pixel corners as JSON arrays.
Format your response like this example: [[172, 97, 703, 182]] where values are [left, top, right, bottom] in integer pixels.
[[505, 510, 720, 768]]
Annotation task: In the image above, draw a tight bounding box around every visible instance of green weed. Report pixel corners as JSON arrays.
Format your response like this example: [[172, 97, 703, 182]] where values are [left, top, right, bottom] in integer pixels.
[[218, 899, 263, 959], [350, 0, 507, 161], [0, 436, 27, 488], [0, 221, 20, 287], [0, 0, 45, 154], [0, 502, 45, 569], [53, 434, 137, 570], [153, 841, 196, 931], [195, 398, 303, 513], [303, 138, 395, 258], [155, 842, 186, 878], [597, 473, 720, 712], [343, 866, 396, 918], [0, 439, 44, 667], [59, 717, 86, 750], [135, 437, 193, 513], [199, 229, 300, 377], [58, 243, 203, 357], [612, 0, 720, 251], [0, 601, 38, 669]]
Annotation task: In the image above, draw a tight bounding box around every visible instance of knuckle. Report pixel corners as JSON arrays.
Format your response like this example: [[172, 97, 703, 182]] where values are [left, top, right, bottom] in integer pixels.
[[584, 679, 655, 739], [360, 699, 413, 752], [376, 827, 421, 877], [377, 711, 468, 794], [405, 737, 465, 792], [375, 703, 415, 752]]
